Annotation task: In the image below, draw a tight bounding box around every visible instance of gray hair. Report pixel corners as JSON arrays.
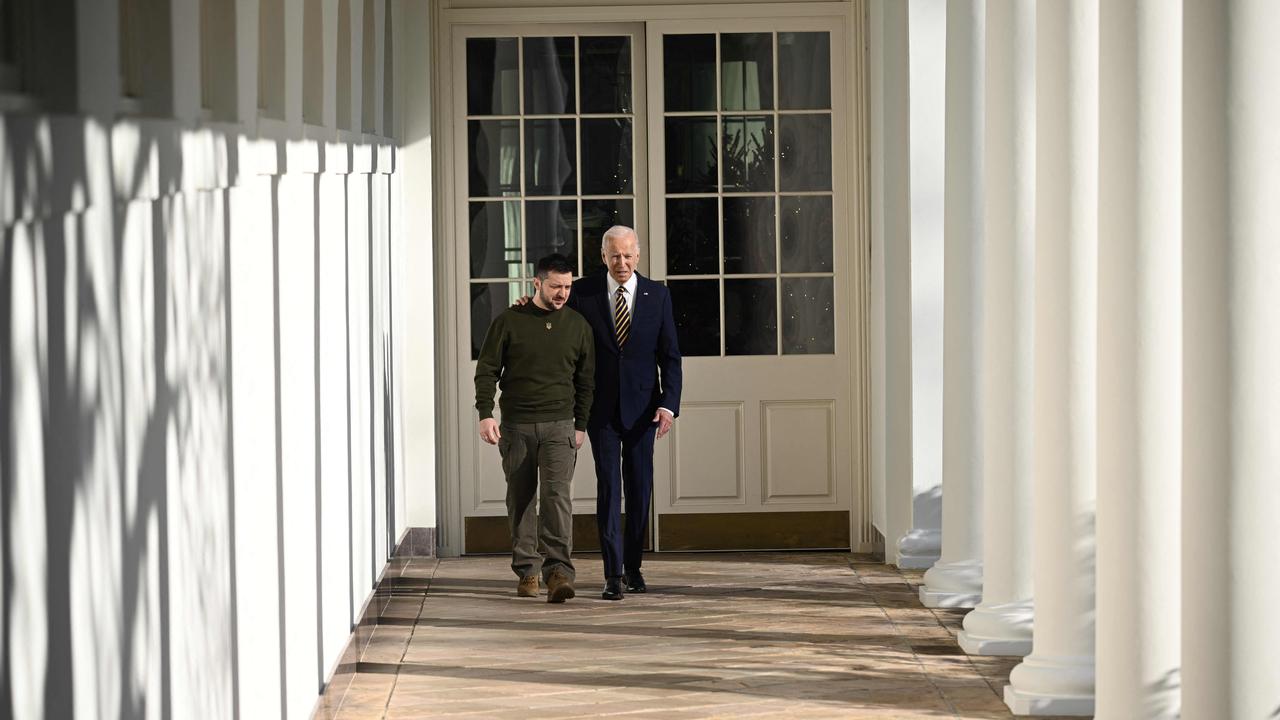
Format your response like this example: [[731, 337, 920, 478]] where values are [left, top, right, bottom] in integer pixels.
[[600, 225, 638, 252]]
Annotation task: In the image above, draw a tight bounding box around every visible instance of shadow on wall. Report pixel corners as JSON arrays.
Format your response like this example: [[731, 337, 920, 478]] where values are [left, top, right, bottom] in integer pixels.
[[2, 113, 232, 719], [2, 112, 401, 719], [912, 484, 942, 530], [1144, 668, 1180, 719]]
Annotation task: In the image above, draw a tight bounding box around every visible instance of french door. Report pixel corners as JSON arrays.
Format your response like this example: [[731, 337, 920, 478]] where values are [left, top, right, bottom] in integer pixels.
[[453, 14, 856, 553]]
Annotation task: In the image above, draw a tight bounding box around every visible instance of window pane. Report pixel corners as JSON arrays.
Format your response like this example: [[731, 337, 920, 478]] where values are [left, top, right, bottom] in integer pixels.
[[722, 116, 774, 192], [778, 32, 831, 110], [782, 277, 834, 354], [663, 34, 716, 111], [780, 196, 833, 272], [779, 114, 832, 191], [524, 118, 576, 196], [580, 36, 632, 113], [525, 200, 578, 274], [580, 118, 632, 195], [721, 33, 772, 111], [2, 1, 17, 65], [668, 279, 721, 356], [666, 198, 719, 276], [466, 37, 519, 116], [723, 196, 775, 274], [468, 119, 521, 197], [523, 36, 575, 114], [471, 282, 530, 359], [725, 278, 777, 355], [581, 199, 633, 277], [469, 201, 521, 279], [665, 116, 718, 194]]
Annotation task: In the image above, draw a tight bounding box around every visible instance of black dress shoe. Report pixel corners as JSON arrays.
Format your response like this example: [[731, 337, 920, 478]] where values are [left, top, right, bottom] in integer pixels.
[[625, 572, 647, 593], [602, 577, 624, 601]]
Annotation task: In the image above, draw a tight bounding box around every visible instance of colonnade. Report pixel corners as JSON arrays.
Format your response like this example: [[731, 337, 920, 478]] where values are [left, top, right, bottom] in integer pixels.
[[900, 0, 1280, 716]]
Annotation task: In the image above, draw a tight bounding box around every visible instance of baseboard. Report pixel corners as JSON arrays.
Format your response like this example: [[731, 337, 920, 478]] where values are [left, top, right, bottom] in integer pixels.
[[393, 526, 436, 557]]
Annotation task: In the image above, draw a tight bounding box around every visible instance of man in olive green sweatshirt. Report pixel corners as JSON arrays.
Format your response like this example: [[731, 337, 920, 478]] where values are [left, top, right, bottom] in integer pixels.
[[475, 254, 595, 603]]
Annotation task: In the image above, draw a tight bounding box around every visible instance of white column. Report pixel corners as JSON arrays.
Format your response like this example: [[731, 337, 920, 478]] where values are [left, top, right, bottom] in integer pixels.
[[1004, 0, 1097, 715], [896, 0, 946, 571], [921, 0, 984, 608], [957, 0, 1035, 655], [1095, 2, 1182, 718], [1183, 1, 1280, 717], [880, 0, 922, 569]]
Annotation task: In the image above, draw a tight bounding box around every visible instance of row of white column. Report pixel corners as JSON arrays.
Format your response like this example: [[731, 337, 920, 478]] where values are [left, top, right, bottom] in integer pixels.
[[906, 0, 1280, 716]]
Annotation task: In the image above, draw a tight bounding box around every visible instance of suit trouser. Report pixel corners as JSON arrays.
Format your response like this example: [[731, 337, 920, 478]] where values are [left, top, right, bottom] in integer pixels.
[[589, 416, 657, 579], [498, 419, 577, 582]]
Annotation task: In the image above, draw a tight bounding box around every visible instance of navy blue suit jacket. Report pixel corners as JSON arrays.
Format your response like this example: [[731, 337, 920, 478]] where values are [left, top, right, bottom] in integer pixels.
[[569, 272, 682, 430]]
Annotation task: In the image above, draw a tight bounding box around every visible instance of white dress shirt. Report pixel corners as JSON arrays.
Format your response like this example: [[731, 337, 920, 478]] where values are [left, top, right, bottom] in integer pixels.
[[605, 272, 638, 318]]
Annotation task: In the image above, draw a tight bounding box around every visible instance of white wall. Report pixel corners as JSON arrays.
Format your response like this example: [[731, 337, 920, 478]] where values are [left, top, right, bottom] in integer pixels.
[[906, 0, 946, 533], [870, 0, 946, 554], [1, 1, 420, 718], [868, 0, 889, 538], [399, 0, 439, 534]]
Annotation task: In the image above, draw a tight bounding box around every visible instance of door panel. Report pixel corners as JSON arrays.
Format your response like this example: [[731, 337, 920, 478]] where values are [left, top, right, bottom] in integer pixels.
[[762, 400, 836, 503], [455, 23, 648, 553], [669, 401, 746, 506], [647, 19, 854, 550]]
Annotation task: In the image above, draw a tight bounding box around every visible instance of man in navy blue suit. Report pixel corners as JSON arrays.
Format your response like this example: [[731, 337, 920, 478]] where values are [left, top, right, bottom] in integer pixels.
[[569, 225, 682, 601]]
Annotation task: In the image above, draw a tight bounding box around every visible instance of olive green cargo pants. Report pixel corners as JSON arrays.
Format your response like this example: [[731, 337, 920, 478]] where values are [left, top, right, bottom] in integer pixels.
[[498, 419, 577, 582]]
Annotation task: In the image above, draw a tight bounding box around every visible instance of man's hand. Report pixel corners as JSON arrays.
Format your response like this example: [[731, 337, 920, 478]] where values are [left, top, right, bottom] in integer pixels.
[[512, 295, 532, 307], [478, 418, 501, 445], [654, 409, 674, 439], [574, 429, 585, 449]]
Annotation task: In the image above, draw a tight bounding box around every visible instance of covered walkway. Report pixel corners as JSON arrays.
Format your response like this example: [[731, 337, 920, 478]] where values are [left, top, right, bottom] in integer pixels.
[[317, 553, 1067, 719]]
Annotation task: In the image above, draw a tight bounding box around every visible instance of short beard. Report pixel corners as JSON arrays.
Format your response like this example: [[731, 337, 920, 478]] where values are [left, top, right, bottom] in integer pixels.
[[535, 287, 560, 309]]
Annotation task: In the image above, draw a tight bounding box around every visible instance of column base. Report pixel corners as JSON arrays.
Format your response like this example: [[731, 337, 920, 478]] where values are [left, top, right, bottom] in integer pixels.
[[920, 559, 983, 607], [895, 528, 941, 570], [956, 599, 1033, 656], [1003, 654, 1094, 716]]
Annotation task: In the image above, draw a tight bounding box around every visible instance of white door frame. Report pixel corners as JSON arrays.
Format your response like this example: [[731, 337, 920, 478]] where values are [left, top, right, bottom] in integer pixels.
[[429, 0, 872, 556]]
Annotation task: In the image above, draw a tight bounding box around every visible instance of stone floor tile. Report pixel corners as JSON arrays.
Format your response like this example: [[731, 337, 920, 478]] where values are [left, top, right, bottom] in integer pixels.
[[315, 552, 1038, 719], [330, 702, 384, 712]]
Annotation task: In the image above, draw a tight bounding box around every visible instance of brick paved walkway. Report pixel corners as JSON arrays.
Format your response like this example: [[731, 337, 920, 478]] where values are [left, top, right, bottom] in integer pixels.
[[316, 553, 1059, 719]]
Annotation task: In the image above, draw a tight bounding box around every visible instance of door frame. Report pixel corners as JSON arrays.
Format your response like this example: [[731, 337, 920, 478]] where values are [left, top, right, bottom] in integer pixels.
[[429, 0, 872, 557]]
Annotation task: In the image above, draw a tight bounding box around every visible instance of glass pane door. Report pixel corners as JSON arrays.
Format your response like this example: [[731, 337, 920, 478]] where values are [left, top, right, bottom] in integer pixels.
[[647, 20, 853, 551], [466, 33, 641, 359], [661, 31, 837, 358], [456, 24, 649, 553]]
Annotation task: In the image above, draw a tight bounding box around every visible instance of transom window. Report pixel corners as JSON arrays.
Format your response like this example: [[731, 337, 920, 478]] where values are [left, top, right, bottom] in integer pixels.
[[466, 34, 636, 358], [662, 32, 835, 356]]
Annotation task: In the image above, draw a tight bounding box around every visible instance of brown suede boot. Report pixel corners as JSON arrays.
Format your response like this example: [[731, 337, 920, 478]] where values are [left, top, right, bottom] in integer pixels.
[[517, 575, 539, 598], [545, 568, 575, 604]]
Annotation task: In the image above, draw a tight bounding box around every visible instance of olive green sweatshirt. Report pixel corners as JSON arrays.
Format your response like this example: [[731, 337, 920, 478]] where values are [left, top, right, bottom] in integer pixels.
[[474, 302, 595, 430]]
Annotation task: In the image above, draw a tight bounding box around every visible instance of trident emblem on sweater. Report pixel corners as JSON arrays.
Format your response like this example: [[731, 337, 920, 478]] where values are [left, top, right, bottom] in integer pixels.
[[546, 322, 552, 330]]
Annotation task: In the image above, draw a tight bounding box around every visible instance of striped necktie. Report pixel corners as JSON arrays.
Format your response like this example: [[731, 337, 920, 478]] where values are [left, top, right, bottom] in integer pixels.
[[614, 286, 631, 347]]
